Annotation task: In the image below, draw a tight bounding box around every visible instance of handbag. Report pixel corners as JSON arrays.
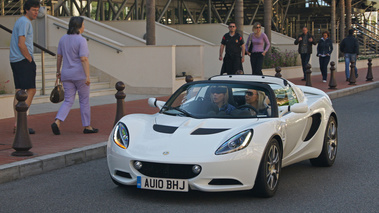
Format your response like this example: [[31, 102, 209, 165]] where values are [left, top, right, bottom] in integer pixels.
[[50, 79, 64, 103]]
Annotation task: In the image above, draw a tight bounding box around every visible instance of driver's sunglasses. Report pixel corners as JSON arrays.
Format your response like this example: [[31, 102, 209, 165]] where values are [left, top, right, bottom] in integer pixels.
[[245, 91, 255, 96]]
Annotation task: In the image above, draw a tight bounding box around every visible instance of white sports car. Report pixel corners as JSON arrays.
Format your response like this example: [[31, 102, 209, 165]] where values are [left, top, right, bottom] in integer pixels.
[[107, 75, 338, 197]]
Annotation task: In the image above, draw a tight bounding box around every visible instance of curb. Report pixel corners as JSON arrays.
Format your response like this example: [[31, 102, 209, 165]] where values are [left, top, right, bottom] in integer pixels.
[[326, 81, 379, 99], [0, 142, 107, 184], [1, 81, 379, 184]]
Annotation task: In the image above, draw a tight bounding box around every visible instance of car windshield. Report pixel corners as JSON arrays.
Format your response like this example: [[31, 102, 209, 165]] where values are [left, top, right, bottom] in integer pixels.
[[161, 82, 275, 119]]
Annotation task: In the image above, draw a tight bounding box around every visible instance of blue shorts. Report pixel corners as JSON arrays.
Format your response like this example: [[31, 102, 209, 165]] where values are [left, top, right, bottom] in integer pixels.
[[10, 59, 36, 90]]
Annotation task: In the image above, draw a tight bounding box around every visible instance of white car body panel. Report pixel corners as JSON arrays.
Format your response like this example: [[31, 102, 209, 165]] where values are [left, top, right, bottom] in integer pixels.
[[107, 75, 337, 192]]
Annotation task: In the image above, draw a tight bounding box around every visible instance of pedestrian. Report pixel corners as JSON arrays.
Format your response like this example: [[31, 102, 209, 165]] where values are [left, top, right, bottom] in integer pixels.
[[245, 22, 270, 75], [51, 17, 98, 135], [294, 26, 317, 81], [9, 0, 40, 134], [340, 29, 359, 81], [219, 23, 245, 75], [316, 31, 333, 82]]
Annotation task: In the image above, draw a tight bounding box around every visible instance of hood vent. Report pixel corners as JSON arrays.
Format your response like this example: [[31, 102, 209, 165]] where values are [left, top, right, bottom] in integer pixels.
[[153, 124, 178, 134], [191, 128, 229, 135]]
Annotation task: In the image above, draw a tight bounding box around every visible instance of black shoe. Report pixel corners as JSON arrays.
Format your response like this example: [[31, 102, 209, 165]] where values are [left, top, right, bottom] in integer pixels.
[[83, 128, 99, 134], [346, 78, 350, 82], [29, 128, 35, 134], [51, 123, 60, 135], [301, 78, 306, 81]]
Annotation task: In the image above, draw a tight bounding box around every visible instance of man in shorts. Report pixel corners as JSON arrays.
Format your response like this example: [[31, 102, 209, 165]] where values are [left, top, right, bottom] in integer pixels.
[[9, 0, 40, 134]]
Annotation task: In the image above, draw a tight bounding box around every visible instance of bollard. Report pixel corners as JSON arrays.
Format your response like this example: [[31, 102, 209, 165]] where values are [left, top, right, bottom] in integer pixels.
[[305, 64, 312, 87], [328, 61, 337, 89], [349, 61, 357, 85], [275, 67, 282, 78], [114, 81, 126, 126], [366, 58, 373, 81], [12, 90, 33, 156], [185, 75, 194, 83]]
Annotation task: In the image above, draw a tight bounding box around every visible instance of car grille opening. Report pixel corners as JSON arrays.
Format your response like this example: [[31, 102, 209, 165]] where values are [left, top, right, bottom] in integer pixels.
[[136, 161, 200, 179], [115, 170, 132, 179], [208, 179, 243, 185]]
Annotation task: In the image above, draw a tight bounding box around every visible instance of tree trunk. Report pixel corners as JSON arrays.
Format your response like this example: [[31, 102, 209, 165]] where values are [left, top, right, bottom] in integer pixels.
[[331, 0, 336, 42], [340, 0, 345, 40], [235, 0, 243, 36], [346, 0, 352, 31], [264, 0, 272, 43], [146, 0, 156, 45]]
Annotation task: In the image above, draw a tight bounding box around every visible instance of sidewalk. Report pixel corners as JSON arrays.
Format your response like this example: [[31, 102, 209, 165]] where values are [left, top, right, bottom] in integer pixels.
[[1, 67, 379, 184]]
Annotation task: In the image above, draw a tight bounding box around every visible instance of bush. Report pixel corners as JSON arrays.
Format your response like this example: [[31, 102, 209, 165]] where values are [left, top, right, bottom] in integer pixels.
[[263, 47, 298, 69]]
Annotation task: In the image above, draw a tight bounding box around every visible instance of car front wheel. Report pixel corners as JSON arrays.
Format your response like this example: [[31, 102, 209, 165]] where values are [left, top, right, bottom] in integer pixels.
[[253, 138, 282, 198], [310, 116, 338, 167]]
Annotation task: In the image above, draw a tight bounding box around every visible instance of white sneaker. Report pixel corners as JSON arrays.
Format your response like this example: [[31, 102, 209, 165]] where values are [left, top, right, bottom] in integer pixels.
[[322, 80, 327, 83]]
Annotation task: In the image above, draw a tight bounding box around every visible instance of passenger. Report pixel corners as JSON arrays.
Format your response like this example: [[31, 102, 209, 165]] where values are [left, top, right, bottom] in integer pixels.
[[240, 89, 268, 116], [210, 86, 236, 115]]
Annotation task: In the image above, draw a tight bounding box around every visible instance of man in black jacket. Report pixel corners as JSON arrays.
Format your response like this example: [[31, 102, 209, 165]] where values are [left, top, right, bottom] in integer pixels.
[[340, 29, 359, 81], [219, 23, 245, 75], [294, 27, 317, 81]]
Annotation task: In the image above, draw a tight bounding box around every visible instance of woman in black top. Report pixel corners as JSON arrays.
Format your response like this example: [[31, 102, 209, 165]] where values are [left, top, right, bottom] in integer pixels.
[[316, 31, 333, 82]]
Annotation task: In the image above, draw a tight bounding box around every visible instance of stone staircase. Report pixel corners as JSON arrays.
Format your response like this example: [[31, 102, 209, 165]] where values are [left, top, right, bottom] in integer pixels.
[[33, 53, 114, 104]]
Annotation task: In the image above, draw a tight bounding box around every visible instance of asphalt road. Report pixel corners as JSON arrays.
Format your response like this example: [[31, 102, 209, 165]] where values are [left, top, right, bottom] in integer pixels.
[[1, 88, 379, 213]]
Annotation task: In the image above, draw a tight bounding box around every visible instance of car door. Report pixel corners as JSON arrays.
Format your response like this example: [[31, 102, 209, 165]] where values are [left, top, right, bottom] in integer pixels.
[[275, 85, 310, 158]]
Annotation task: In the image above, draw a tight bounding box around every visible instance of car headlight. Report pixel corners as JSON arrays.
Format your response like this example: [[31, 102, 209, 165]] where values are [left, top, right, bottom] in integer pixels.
[[215, 130, 253, 155], [113, 122, 129, 149]]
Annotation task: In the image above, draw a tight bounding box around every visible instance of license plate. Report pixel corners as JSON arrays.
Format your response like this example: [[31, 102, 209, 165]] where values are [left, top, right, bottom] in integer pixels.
[[137, 176, 188, 192]]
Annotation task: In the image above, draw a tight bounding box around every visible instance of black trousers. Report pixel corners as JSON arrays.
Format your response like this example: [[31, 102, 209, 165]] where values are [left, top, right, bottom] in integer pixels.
[[221, 54, 242, 75], [319, 56, 330, 81], [300, 53, 311, 79], [250, 52, 264, 75]]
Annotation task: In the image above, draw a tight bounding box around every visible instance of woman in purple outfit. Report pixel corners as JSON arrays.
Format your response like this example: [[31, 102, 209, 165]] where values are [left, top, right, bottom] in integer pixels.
[[51, 17, 98, 135], [245, 22, 271, 75]]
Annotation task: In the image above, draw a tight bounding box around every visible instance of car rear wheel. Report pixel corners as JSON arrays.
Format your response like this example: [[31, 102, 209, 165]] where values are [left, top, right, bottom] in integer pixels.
[[310, 116, 338, 167], [253, 138, 282, 198]]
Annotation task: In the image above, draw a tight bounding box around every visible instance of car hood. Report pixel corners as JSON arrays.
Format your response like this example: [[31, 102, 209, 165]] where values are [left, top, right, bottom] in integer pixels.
[[119, 113, 265, 162]]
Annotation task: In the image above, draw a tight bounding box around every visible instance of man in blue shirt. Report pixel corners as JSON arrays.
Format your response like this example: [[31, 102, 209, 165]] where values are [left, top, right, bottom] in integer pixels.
[[9, 0, 40, 134]]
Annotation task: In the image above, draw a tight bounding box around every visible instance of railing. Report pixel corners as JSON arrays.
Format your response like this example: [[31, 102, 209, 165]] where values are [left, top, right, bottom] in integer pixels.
[[0, 23, 56, 95], [53, 23, 123, 53], [1, 0, 22, 16], [354, 27, 379, 56]]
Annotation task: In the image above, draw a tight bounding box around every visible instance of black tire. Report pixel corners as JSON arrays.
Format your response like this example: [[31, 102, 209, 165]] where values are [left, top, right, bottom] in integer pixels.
[[253, 138, 282, 198], [310, 116, 338, 167]]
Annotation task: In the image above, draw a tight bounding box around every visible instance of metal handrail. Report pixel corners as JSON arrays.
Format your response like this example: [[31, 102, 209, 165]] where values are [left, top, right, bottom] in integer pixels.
[[53, 23, 123, 53], [0, 24, 56, 56]]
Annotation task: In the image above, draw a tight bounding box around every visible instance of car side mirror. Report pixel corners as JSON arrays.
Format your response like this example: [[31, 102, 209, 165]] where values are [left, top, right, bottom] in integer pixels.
[[148, 98, 165, 110], [289, 103, 309, 113]]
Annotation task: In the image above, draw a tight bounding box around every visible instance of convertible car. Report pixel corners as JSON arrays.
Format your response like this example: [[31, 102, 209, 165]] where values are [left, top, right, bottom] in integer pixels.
[[107, 75, 338, 197]]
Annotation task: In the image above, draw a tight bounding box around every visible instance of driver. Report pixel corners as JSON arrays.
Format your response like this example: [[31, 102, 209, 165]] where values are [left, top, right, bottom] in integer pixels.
[[209, 86, 236, 115], [240, 89, 268, 116]]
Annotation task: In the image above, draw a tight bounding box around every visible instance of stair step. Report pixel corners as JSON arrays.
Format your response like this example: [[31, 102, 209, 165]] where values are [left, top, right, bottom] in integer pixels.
[[35, 81, 111, 96], [33, 88, 115, 104], [36, 76, 99, 88]]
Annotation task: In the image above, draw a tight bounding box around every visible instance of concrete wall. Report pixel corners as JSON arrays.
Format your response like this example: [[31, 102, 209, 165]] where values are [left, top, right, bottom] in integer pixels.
[[0, 48, 14, 94], [105, 21, 241, 78], [45, 16, 205, 94]]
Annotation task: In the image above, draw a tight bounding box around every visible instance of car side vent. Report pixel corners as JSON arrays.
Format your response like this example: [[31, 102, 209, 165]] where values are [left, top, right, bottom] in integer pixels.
[[153, 124, 178, 134], [115, 170, 132, 179], [208, 179, 243, 185], [191, 128, 230, 135], [304, 113, 322, 141]]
